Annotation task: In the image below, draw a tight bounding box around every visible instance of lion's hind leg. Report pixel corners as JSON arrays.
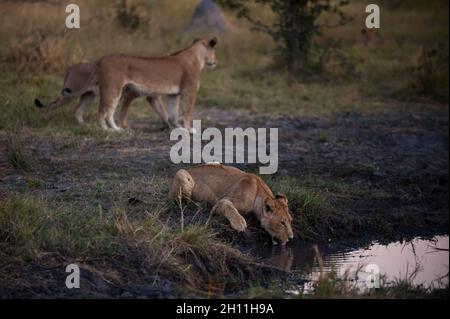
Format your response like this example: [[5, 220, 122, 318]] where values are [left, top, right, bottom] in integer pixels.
[[75, 91, 96, 125], [212, 199, 247, 232], [169, 169, 195, 204]]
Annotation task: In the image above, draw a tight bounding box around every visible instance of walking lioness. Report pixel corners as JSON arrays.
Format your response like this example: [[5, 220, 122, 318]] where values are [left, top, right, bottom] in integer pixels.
[[34, 63, 170, 129], [169, 164, 295, 245], [96, 37, 218, 132]]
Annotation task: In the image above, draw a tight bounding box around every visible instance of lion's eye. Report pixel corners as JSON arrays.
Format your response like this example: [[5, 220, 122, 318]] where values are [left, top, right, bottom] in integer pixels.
[[281, 221, 287, 228]]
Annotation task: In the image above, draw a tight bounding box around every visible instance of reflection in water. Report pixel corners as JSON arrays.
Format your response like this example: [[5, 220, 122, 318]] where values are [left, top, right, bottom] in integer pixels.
[[266, 246, 294, 272], [251, 235, 449, 288]]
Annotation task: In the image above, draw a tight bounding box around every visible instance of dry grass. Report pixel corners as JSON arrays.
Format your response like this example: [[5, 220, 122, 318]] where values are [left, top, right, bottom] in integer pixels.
[[0, 0, 447, 133], [7, 31, 85, 73], [5, 131, 30, 170], [0, 193, 268, 296]]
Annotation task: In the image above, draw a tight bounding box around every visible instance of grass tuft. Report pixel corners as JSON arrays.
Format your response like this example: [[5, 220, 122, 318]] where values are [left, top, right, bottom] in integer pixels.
[[318, 132, 329, 143], [410, 44, 449, 102], [5, 133, 29, 170], [0, 193, 267, 296]]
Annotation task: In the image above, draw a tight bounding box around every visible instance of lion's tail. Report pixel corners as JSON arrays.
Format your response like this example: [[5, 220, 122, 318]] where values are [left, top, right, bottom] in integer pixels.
[[34, 87, 75, 110], [34, 63, 98, 111], [34, 65, 80, 111]]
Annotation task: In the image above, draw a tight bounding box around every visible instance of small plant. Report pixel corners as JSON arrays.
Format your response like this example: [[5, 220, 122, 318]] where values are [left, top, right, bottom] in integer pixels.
[[26, 178, 43, 189], [411, 43, 449, 103], [116, 0, 141, 31], [318, 132, 329, 143], [297, 191, 328, 215], [0, 196, 44, 257], [95, 180, 106, 197], [5, 133, 29, 170]]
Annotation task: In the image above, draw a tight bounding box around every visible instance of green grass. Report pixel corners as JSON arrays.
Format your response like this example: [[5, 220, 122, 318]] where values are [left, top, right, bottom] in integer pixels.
[[5, 132, 30, 170], [0, 196, 44, 259], [318, 132, 329, 143], [25, 177, 43, 189], [0, 195, 122, 259], [261, 174, 404, 241], [0, 193, 263, 296], [0, 1, 447, 133], [95, 179, 106, 197], [263, 175, 341, 240]]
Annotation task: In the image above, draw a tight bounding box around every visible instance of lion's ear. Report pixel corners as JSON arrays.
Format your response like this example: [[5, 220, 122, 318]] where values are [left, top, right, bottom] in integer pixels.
[[275, 193, 288, 205], [193, 38, 201, 44], [209, 37, 218, 48], [263, 198, 273, 216]]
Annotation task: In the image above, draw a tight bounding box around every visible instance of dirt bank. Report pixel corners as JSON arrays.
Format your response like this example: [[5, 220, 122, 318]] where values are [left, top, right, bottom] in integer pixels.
[[0, 108, 448, 297]]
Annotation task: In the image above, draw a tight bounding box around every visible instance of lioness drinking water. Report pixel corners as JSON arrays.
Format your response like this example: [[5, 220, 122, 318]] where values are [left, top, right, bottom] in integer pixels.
[[169, 163, 294, 245]]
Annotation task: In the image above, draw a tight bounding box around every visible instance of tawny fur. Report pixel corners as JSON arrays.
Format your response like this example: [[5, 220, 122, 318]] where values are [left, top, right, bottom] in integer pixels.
[[34, 63, 168, 129], [94, 38, 218, 132], [169, 164, 295, 245]]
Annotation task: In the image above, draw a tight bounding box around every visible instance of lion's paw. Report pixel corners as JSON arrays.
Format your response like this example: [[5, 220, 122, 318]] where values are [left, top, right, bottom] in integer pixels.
[[230, 216, 247, 232]]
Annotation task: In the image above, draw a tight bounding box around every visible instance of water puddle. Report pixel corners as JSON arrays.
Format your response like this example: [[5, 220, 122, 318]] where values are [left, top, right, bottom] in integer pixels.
[[250, 235, 449, 290]]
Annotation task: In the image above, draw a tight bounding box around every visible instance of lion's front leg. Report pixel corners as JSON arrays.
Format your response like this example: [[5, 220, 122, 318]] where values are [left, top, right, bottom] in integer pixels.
[[118, 89, 139, 129], [212, 198, 247, 232], [147, 96, 172, 129], [167, 95, 181, 128], [179, 89, 197, 133]]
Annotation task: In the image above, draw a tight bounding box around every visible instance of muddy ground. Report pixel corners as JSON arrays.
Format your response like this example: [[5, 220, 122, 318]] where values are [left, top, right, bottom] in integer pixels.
[[0, 107, 448, 297], [272, 109, 449, 244], [4, 108, 448, 235], [1, 108, 449, 239]]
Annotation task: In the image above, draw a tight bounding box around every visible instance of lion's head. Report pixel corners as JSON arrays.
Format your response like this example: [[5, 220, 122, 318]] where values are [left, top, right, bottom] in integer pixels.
[[193, 37, 218, 68], [260, 193, 294, 245]]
